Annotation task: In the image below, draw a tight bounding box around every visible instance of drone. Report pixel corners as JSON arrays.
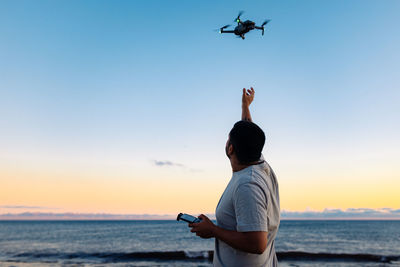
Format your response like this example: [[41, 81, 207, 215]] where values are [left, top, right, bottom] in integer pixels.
[[218, 11, 271, 40]]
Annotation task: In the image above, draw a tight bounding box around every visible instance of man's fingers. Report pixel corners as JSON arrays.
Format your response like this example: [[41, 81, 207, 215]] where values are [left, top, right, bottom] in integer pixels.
[[198, 214, 208, 221], [243, 87, 255, 97]]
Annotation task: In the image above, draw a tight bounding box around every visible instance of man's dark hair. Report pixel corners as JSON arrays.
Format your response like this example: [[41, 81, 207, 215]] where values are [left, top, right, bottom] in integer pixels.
[[229, 120, 265, 164]]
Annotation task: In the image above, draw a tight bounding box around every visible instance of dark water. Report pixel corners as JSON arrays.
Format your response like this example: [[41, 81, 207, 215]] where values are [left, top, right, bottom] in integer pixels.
[[0, 220, 399, 266]]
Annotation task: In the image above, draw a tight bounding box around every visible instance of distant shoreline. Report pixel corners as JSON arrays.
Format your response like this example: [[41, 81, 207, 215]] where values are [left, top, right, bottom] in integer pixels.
[[1, 218, 400, 221], [1, 209, 399, 220]]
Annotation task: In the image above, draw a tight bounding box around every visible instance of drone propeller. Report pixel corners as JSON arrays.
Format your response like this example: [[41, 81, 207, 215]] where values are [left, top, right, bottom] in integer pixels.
[[217, 24, 231, 33], [234, 11, 244, 23], [261, 19, 271, 35], [261, 19, 271, 27]]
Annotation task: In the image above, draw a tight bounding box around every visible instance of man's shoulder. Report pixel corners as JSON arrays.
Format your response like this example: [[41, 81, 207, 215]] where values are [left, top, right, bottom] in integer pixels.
[[236, 163, 279, 197], [235, 166, 268, 191]]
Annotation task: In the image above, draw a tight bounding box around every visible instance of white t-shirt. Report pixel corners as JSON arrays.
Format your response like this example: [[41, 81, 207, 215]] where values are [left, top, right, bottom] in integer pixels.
[[214, 158, 280, 267]]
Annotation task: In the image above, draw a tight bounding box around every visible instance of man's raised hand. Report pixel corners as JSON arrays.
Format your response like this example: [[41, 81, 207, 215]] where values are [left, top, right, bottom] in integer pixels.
[[241, 87, 254, 122], [242, 87, 255, 107]]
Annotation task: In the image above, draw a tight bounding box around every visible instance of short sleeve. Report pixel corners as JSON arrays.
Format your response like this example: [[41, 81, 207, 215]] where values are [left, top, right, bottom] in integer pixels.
[[233, 182, 268, 232]]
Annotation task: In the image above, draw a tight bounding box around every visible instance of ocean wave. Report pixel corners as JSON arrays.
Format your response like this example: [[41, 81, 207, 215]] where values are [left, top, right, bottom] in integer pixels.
[[277, 251, 399, 263], [12, 251, 400, 263], [13, 251, 212, 262]]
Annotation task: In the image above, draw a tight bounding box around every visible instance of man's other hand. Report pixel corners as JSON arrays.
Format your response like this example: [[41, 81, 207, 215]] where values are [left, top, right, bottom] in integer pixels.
[[189, 214, 216, 239], [242, 87, 255, 107]]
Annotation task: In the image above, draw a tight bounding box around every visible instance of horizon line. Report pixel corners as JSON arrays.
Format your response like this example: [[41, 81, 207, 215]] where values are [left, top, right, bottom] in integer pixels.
[[1, 208, 400, 220]]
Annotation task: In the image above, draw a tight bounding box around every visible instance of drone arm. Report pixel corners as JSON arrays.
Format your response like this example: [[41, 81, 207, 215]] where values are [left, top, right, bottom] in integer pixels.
[[254, 26, 265, 35], [220, 30, 235, 33]]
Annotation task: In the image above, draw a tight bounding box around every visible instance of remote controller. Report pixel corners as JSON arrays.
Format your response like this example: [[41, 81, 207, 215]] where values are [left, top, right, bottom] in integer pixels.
[[177, 213, 202, 223]]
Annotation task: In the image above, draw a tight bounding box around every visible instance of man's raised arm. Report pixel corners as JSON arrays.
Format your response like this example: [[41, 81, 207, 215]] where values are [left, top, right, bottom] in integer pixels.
[[242, 87, 254, 122]]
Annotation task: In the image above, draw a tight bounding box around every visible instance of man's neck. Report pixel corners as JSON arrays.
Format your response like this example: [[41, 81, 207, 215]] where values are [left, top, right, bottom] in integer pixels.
[[231, 159, 263, 172]]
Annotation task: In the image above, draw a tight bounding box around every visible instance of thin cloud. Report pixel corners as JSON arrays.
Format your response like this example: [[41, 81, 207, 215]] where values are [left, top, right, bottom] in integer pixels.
[[0, 212, 177, 220], [152, 160, 184, 167], [0, 212, 214, 220], [0, 205, 55, 209], [151, 160, 203, 173], [281, 208, 400, 219]]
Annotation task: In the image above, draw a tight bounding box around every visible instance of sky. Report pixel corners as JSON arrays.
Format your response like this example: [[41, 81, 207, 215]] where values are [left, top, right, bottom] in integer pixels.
[[0, 0, 399, 217]]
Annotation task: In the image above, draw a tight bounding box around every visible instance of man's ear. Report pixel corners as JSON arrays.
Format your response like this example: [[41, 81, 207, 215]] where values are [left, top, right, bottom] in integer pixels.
[[228, 143, 234, 156]]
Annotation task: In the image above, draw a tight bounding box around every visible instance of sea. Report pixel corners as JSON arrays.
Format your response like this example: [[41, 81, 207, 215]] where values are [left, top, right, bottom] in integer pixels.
[[0, 220, 399, 267]]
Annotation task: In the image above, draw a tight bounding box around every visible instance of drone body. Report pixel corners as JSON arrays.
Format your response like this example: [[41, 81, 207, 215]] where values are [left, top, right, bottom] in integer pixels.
[[219, 12, 270, 39]]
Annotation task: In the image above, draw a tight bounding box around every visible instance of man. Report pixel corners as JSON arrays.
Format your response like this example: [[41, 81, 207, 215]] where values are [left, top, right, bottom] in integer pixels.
[[189, 87, 280, 267]]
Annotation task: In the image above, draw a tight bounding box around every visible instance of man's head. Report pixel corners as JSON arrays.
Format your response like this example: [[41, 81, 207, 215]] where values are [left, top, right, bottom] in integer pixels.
[[226, 120, 265, 164]]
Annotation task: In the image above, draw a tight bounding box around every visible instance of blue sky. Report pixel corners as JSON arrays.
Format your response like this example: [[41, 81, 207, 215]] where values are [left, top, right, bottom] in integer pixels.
[[1, 0, 399, 214]]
